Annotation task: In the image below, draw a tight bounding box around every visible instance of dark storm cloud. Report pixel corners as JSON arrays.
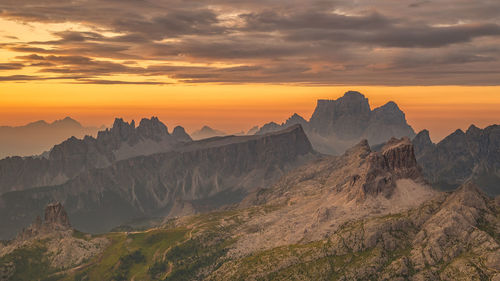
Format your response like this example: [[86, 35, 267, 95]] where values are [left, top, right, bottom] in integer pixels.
[[1, 0, 500, 85]]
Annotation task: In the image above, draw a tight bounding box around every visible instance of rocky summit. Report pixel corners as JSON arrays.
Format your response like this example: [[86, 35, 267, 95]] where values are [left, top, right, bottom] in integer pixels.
[[0, 124, 316, 239], [16, 202, 71, 240], [1, 138, 498, 281], [413, 124, 500, 195], [255, 91, 416, 155], [0, 117, 190, 195]]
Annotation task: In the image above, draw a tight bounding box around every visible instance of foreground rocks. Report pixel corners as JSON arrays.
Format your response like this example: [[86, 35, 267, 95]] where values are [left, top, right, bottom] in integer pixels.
[[0, 202, 108, 275]]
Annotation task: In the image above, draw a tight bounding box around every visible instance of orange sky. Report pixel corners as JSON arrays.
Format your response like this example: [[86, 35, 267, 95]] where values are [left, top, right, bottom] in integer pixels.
[[1, 82, 499, 142]]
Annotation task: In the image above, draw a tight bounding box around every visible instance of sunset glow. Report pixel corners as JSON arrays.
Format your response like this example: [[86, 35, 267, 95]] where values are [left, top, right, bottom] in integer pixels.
[[1, 0, 500, 141]]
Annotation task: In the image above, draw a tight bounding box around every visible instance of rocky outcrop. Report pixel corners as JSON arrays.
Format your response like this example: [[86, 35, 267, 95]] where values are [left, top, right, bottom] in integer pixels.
[[362, 137, 421, 198], [44, 202, 71, 229], [0, 125, 316, 239], [0, 117, 189, 195], [252, 91, 415, 155], [17, 202, 71, 240], [413, 124, 500, 195], [209, 179, 499, 281], [234, 137, 435, 255], [0, 202, 108, 274]]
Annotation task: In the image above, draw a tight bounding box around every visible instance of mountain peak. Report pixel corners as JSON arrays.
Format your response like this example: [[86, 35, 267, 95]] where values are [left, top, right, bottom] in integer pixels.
[[44, 202, 71, 229], [343, 90, 366, 99], [17, 202, 71, 240], [466, 124, 481, 136], [380, 137, 419, 177], [191, 125, 226, 140], [136, 116, 169, 140], [172, 125, 192, 142]]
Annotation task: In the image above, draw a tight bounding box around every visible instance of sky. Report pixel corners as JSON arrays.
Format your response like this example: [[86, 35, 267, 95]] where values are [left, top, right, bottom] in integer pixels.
[[0, 0, 500, 141]]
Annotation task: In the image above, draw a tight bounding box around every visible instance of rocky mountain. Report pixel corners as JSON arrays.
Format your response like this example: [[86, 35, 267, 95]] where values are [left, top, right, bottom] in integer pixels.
[[0, 125, 316, 239], [191, 126, 226, 140], [234, 137, 432, 255], [16, 202, 71, 240], [171, 126, 193, 142], [0, 202, 108, 280], [413, 124, 500, 196], [0, 117, 189, 195], [2, 138, 498, 281], [255, 91, 416, 155], [0, 117, 101, 159]]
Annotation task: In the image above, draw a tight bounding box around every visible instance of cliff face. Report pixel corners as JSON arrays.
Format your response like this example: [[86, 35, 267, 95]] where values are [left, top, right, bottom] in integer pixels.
[[0, 125, 316, 239], [233, 137, 435, 256], [413, 124, 500, 195], [309, 91, 372, 138], [254, 91, 415, 155], [211, 181, 500, 281], [0, 117, 189, 195]]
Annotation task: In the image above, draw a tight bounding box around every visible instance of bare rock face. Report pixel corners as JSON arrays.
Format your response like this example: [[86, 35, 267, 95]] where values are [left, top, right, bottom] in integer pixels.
[[17, 202, 71, 240], [353, 137, 421, 200], [310, 91, 372, 138], [0, 125, 316, 238], [44, 202, 71, 229], [214, 179, 498, 281], [253, 91, 415, 155], [413, 124, 500, 195], [0, 117, 187, 195], [233, 138, 435, 256]]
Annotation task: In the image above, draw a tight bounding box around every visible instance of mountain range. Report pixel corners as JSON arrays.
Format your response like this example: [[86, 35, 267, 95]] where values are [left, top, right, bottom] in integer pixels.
[[0, 117, 102, 159], [1, 137, 498, 281], [255, 91, 416, 155], [190, 126, 227, 140], [0, 117, 191, 196], [0, 91, 498, 281], [0, 124, 315, 238], [413, 124, 500, 196]]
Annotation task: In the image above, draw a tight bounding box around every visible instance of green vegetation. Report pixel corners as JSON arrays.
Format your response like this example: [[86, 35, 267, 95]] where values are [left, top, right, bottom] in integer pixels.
[[111, 250, 146, 281], [150, 229, 233, 281], [0, 240, 55, 281], [64, 228, 189, 281]]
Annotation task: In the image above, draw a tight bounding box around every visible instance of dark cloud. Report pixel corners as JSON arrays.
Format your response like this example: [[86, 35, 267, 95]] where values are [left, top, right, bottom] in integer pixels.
[[0, 63, 24, 70], [1, 0, 500, 85], [74, 79, 169, 85]]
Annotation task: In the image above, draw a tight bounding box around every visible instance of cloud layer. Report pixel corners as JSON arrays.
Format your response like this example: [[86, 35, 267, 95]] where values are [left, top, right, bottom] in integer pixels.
[[1, 0, 500, 85]]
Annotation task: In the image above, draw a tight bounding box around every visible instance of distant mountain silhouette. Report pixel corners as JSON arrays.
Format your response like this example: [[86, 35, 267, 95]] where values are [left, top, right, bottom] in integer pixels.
[[0, 125, 316, 239], [255, 91, 416, 154], [0, 117, 101, 159], [191, 125, 226, 140], [0, 117, 191, 195]]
